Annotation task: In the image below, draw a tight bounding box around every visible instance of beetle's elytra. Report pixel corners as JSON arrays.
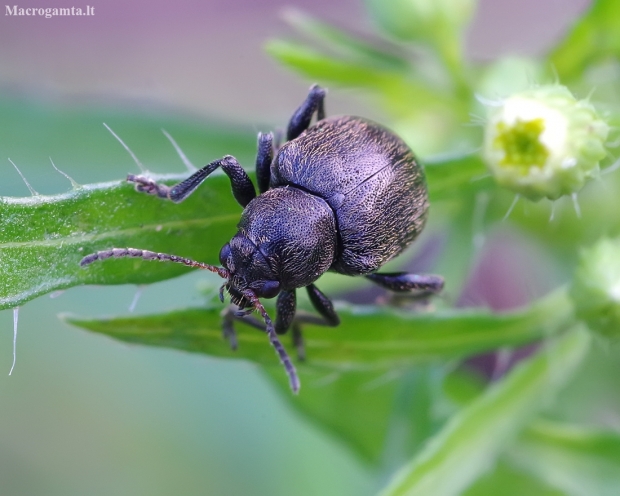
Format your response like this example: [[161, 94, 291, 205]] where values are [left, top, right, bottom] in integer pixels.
[[81, 85, 444, 393]]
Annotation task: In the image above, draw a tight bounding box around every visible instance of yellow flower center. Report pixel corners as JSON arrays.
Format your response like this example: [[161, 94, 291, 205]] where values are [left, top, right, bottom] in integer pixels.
[[494, 118, 549, 173]]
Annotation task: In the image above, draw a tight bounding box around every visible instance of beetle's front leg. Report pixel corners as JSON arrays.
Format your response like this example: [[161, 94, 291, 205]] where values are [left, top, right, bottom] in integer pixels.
[[127, 174, 173, 199], [275, 289, 297, 335], [276, 286, 340, 361], [221, 305, 268, 350], [128, 155, 256, 207]]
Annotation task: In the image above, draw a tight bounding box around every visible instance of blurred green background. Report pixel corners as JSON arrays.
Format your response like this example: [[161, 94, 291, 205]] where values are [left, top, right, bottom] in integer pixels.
[[1, 1, 614, 495]]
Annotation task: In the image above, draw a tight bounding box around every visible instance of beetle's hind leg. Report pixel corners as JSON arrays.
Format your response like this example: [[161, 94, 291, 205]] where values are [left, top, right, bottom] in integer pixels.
[[366, 272, 445, 296], [286, 85, 326, 141], [306, 284, 340, 326], [255, 132, 273, 194]]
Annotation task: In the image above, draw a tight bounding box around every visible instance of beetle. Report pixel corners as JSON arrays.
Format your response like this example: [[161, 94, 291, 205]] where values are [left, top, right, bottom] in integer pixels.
[[80, 85, 444, 393]]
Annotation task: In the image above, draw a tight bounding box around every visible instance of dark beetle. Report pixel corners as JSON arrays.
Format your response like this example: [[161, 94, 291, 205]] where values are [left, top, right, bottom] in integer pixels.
[[81, 85, 444, 392]]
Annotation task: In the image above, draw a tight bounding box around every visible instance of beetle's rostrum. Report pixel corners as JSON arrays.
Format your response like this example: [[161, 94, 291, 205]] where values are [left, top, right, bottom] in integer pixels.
[[80, 85, 444, 393]]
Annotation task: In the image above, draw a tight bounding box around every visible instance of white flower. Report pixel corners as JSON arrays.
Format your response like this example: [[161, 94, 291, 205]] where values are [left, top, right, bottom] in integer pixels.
[[483, 85, 609, 201]]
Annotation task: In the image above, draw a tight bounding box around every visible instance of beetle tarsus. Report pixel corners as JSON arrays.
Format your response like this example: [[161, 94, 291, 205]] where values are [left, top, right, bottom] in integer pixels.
[[127, 174, 171, 199]]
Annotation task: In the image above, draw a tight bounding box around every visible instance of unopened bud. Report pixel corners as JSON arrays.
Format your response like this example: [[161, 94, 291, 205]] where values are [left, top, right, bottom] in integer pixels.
[[365, 0, 476, 42], [570, 238, 620, 338]]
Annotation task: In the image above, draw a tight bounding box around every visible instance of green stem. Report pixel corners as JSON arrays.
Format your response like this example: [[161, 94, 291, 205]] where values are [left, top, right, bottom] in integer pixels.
[[379, 325, 591, 496]]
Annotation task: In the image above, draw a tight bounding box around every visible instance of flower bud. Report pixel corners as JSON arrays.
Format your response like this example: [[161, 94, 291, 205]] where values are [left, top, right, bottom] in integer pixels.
[[483, 85, 609, 201], [365, 0, 476, 42], [570, 238, 620, 338]]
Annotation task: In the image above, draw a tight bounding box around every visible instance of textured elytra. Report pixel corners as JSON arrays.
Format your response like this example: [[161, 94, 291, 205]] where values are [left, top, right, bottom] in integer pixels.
[[272, 115, 428, 275]]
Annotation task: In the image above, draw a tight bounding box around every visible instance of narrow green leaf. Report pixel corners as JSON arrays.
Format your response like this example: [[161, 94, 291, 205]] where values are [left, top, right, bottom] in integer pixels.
[[0, 175, 241, 309], [281, 8, 409, 71], [265, 39, 446, 113], [63, 288, 574, 373], [550, 0, 620, 82], [265, 39, 407, 88], [508, 420, 620, 496], [379, 327, 590, 496]]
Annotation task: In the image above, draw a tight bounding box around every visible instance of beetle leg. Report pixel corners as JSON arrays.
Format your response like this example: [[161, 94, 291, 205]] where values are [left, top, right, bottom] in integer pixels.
[[255, 132, 273, 194], [128, 155, 256, 207], [286, 84, 327, 141], [275, 289, 297, 335], [306, 284, 340, 326], [366, 272, 444, 294], [278, 285, 338, 362]]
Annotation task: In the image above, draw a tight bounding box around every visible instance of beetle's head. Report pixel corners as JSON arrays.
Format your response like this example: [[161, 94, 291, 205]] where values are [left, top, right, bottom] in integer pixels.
[[218, 234, 281, 308]]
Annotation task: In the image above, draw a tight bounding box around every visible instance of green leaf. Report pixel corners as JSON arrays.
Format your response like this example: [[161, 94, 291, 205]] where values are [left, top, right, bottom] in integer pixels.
[[550, 0, 620, 82], [265, 366, 442, 466], [379, 327, 590, 496], [0, 176, 241, 309], [364, 0, 475, 91], [281, 8, 409, 71], [264, 39, 451, 116], [63, 288, 574, 373], [63, 288, 574, 463], [265, 39, 408, 88], [508, 420, 620, 496], [0, 95, 264, 310]]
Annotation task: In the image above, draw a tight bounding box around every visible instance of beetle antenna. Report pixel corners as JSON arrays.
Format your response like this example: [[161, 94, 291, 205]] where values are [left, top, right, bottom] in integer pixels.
[[80, 247, 229, 279], [243, 290, 300, 394]]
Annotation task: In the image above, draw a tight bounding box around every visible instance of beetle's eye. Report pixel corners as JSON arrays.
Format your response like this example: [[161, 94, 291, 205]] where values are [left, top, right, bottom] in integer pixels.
[[219, 243, 232, 267], [258, 280, 280, 299]]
